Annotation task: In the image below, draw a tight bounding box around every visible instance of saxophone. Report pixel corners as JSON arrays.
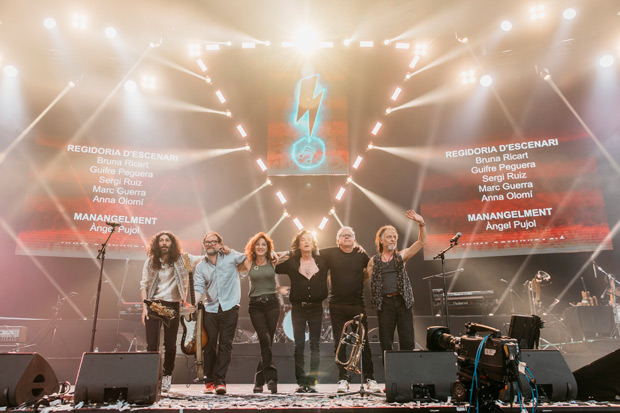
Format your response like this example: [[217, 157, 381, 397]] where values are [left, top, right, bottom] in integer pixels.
[[145, 300, 177, 320]]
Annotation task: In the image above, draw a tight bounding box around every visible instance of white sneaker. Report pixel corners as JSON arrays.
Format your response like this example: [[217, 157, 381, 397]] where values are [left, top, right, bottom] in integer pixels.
[[161, 375, 172, 392], [337, 379, 349, 393], [365, 379, 381, 393]]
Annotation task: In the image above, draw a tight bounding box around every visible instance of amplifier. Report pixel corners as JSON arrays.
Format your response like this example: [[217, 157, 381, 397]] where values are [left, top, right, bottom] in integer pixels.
[[0, 326, 27, 343]]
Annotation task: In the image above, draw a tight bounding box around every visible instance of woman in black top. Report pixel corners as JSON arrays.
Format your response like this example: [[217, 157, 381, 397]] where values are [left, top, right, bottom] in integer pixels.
[[275, 230, 328, 393]]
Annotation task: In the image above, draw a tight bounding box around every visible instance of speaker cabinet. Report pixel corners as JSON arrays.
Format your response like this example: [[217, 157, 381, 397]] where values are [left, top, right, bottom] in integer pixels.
[[384, 350, 457, 402], [74, 352, 161, 405], [573, 348, 620, 401], [0, 353, 59, 407], [515, 350, 577, 401]]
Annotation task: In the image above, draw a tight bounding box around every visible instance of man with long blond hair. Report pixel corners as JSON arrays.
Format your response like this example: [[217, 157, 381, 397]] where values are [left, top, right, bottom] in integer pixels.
[[366, 210, 426, 362]]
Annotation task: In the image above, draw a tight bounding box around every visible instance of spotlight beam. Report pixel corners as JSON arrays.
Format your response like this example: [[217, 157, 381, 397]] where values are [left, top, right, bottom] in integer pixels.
[[147, 95, 228, 114], [0, 82, 74, 166], [209, 182, 269, 226], [0, 218, 86, 319], [349, 180, 409, 229], [330, 209, 345, 228], [267, 213, 288, 237], [544, 76, 620, 178]]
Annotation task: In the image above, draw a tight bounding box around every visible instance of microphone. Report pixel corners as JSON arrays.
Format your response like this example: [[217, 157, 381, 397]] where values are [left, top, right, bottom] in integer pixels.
[[106, 221, 121, 227], [449, 232, 462, 244]]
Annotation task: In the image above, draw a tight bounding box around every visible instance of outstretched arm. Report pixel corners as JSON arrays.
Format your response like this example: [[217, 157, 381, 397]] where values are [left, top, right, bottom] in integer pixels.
[[399, 210, 427, 263]]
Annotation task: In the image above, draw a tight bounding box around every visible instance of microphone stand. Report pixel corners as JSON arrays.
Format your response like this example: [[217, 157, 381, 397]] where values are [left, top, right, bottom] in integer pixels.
[[433, 241, 459, 331], [90, 226, 117, 352]]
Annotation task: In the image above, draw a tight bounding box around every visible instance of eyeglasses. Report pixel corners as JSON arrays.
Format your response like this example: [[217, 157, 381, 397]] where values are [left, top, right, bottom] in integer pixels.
[[339, 233, 354, 238], [204, 240, 219, 246]]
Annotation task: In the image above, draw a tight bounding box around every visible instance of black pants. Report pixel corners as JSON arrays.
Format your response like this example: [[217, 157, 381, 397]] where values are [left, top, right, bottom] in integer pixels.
[[202, 305, 239, 385], [145, 300, 180, 376], [330, 302, 374, 382], [248, 294, 280, 386], [291, 302, 323, 386], [377, 295, 415, 362]]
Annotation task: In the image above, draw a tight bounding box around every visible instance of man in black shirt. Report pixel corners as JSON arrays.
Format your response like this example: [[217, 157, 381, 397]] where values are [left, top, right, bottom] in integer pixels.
[[321, 226, 380, 393], [275, 230, 328, 393]]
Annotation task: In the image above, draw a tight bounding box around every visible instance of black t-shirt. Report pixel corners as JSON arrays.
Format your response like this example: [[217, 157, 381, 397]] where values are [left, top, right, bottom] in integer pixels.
[[275, 255, 328, 304], [320, 247, 370, 306]]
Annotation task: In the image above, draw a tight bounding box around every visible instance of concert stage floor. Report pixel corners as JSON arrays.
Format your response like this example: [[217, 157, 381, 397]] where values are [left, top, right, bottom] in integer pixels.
[[20, 384, 620, 413]]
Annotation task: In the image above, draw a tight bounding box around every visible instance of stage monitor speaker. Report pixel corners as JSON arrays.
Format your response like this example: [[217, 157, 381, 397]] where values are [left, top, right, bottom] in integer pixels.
[[384, 350, 457, 402], [74, 352, 161, 405], [508, 314, 542, 349], [515, 350, 577, 401], [573, 348, 620, 401], [0, 352, 59, 407]]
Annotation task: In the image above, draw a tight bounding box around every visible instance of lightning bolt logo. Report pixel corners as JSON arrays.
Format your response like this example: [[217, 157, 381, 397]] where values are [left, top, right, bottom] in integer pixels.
[[296, 75, 324, 137]]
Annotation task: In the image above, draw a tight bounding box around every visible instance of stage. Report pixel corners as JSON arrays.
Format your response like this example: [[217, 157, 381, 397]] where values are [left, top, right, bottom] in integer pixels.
[[14, 384, 620, 412]]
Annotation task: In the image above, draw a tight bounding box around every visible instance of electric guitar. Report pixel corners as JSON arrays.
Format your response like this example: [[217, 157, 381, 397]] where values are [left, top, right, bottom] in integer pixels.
[[180, 255, 208, 362]]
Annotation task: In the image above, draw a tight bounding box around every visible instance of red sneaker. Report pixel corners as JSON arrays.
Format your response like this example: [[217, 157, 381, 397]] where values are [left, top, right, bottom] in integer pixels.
[[203, 382, 215, 394], [215, 384, 227, 395]]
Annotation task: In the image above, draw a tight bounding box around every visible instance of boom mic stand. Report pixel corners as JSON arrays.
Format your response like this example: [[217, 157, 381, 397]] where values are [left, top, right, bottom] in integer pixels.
[[432, 239, 460, 331], [89, 224, 117, 352]]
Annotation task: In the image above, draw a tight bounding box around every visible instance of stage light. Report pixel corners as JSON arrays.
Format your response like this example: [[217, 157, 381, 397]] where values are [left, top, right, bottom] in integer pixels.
[[294, 26, 319, 52], [104, 27, 117, 39], [281, 41, 293, 48], [264, 41, 271, 46], [318, 217, 328, 230], [599, 54, 615, 68], [225, 110, 232, 117], [242, 42, 255, 49], [480, 74, 493, 87], [72, 14, 87, 29], [391, 87, 402, 101], [236, 124, 247, 138], [124, 80, 137, 92], [226, 41, 232, 46], [405, 73, 412, 80], [383, 39, 391, 46], [352, 155, 363, 169], [371, 121, 382, 135], [3, 65, 17, 77], [395, 42, 410, 49], [343, 39, 352, 46], [276, 191, 287, 204], [149, 41, 161, 48], [141, 75, 156, 89], [415, 43, 427, 56], [68, 81, 76, 88], [266, 178, 272, 185], [500, 20, 512, 32], [244, 144, 251, 151], [461, 70, 476, 84], [189, 43, 202, 57], [256, 158, 267, 171], [43, 17, 56, 29], [360, 41, 374, 48], [563, 8, 576, 20], [206, 44, 220, 51], [329, 207, 336, 215], [293, 218, 303, 230], [385, 108, 392, 114], [335, 187, 346, 200], [204, 76, 212, 84], [319, 41, 333, 48], [215, 90, 226, 103], [367, 143, 374, 150], [409, 55, 420, 69], [346, 176, 352, 183], [529, 5, 545, 20], [282, 211, 289, 218]]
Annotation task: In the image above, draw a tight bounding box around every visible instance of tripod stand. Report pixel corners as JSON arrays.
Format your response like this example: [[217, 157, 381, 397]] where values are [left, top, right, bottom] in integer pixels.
[[432, 236, 461, 330]]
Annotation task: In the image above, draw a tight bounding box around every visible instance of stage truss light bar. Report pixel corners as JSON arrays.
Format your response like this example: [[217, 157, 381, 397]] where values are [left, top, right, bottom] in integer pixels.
[[206, 44, 220, 51], [318, 217, 328, 230], [395, 42, 410, 49], [371, 122, 382, 136], [293, 218, 303, 230], [391, 87, 402, 101], [256, 158, 267, 171], [409, 55, 421, 69], [189, 43, 202, 57], [215, 90, 226, 103], [414, 43, 427, 56], [360, 41, 374, 48], [319, 41, 334, 48], [352, 155, 363, 169], [335, 187, 346, 200], [72, 14, 87, 29], [276, 191, 287, 204], [242, 42, 256, 49], [236, 124, 247, 138]]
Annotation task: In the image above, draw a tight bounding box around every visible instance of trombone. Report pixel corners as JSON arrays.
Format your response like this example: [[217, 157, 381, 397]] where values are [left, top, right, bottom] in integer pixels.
[[335, 313, 366, 375]]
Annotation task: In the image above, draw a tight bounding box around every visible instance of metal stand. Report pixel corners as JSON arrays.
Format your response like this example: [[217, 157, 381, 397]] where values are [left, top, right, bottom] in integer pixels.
[[89, 225, 117, 352], [432, 241, 459, 330]]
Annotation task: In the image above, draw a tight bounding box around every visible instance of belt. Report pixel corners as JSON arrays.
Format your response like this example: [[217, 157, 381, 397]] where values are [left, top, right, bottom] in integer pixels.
[[384, 292, 400, 298], [294, 301, 322, 307], [249, 293, 277, 304]]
